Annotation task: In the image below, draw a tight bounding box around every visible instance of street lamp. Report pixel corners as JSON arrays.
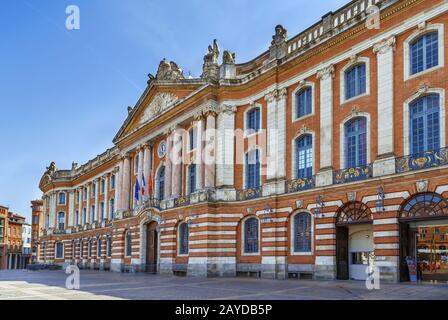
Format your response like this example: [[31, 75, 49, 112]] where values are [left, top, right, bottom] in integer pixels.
[[376, 186, 385, 213], [315, 195, 325, 219]]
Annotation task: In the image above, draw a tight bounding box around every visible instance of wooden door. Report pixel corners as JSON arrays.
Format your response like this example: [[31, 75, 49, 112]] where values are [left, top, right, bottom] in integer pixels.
[[336, 226, 349, 280], [146, 222, 158, 273]]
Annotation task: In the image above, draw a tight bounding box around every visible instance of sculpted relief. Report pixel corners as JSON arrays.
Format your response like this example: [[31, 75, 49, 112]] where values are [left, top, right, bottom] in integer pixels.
[[140, 92, 178, 124]]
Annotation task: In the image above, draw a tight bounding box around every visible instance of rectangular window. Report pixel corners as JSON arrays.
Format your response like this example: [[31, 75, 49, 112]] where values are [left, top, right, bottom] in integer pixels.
[[91, 205, 95, 223], [188, 165, 196, 194], [100, 202, 105, 221], [111, 175, 116, 190], [246, 150, 260, 189], [296, 87, 312, 119], [110, 199, 115, 220], [189, 127, 197, 151], [246, 108, 261, 133], [100, 180, 105, 194], [75, 210, 79, 226]]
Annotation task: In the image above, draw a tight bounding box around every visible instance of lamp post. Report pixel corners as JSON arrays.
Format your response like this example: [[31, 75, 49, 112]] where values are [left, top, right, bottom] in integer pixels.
[[376, 186, 385, 213], [315, 195, 325, 219]]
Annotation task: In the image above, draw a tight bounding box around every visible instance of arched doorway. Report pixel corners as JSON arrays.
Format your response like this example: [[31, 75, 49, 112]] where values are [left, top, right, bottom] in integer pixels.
[[399, 193, 448, 282], [145, 221, 159, 273], [336, 201, 373, 280]]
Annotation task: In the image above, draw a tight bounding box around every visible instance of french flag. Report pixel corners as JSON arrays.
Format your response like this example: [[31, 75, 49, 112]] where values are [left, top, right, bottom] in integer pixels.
[[141, 175, 146, 198]]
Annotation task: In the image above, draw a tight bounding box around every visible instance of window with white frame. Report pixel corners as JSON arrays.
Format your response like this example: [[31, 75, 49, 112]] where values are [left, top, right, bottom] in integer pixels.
[[245, 149, 260, 189], [345, 63, 366, 100], [246, 106, 261, 134], [100, 202, 105, 221], [295, 135, 313, 179], [157, 166, 165, 201], [110, 175, 116, 190], [295, 87, 312, 119], [344, 117, 367, 168], [134, 155, 139, 175], [293, 212, 312, 253], [110, 199, 115, 220], [189, 127, 197, 151], [58, 192, 66, 205], [55, 242, 64, 259], [100, 179, 105, 194], [188, 164, 196, 195], [125, 231, 132, 257], [57, 212, 65, 230], [178, 223, 189, 255], [243, 217, 259, 254]]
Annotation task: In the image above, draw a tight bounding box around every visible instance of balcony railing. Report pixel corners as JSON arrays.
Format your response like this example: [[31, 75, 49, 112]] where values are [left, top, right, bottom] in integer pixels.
[[396, 147, 448, 174], [285, 176, 315, 194], [236, 187, 262, 201], [333, 164, 373, 185]]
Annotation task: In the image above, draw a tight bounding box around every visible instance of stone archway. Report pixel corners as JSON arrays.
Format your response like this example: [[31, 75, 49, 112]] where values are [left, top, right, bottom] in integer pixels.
[[139, 210, 161, 274], [336, 201, 373, 280]]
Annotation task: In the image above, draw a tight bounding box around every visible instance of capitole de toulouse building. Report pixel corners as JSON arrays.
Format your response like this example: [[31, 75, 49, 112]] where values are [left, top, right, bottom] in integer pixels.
[[38, 0, 448, 283]]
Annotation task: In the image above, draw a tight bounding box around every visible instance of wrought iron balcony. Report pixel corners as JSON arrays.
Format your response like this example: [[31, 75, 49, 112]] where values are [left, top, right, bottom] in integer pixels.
[[396, 147, 448, 173], [285, 176, 315, 193], [333, 164, 373, 185], [174, 195, 190, 208], [236, 187, 262, 201]]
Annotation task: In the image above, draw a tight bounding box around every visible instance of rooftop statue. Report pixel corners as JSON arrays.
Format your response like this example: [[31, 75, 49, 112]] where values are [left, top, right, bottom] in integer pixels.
[[156, 58, 185, 81]]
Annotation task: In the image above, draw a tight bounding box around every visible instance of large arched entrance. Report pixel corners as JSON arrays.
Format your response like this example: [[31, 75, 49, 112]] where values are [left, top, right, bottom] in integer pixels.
[[399, 193, 448, 282], [336, 201, 373, 280], [145, 221, 159, 273]]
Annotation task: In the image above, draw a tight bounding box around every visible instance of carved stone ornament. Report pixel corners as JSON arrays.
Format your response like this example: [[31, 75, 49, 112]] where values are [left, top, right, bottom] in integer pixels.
[[295, 200, 304, 209], [351, 106, 361, 117], [271, 25, 288, 46], [219, 104, 237, 115], [223, 50, 236, 64], [45, 162, 57, 175], [416, 83, 430, 97], [373, 36, 396, 54], [140, 93, 178, 124], [347, 191, 357, 202], [269, 25, 288, 60], [156, 59, 185, 81], [316, 64, 335, 80], [298, 124, 311, 136], [416, 180, 428, 193]]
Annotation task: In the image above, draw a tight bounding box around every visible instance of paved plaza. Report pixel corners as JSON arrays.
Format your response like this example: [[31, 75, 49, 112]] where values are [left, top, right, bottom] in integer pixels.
[[0, 270, 447, 300]]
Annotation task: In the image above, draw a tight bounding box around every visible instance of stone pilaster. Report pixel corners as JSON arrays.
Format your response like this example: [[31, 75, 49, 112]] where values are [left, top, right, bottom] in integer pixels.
[[216, 105, 236, 190], [204, 107, 217, 189], [164, 130, 173, 200], [316, 64, 335, 187], [373, 36, 396, 177], [171, 127, 183, 198], [122, 154, 131, 212], [194, 113, 205, 191]]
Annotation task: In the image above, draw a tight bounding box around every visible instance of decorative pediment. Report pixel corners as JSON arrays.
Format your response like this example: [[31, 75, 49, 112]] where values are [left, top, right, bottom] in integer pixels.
[[140, 92, 178, 124]]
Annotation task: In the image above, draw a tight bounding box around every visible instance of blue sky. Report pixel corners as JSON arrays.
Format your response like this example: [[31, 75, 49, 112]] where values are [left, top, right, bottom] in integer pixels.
[[0, 0, 347, 220]]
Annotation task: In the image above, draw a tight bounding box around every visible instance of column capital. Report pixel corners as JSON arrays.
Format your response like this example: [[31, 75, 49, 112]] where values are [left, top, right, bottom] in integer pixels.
[[264, 88, 287, 103], [219, 104, 237, 115], [193, 110, 205, 122], [316, 64, 335, 80], [373, 35, 396, 55]]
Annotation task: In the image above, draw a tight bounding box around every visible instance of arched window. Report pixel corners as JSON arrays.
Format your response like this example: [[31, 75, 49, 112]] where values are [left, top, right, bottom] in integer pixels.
[[125, 231, 132, 257], [157, 166, 165, 201], [55, 242, 64, 259], [295, 135, 313, 178], [178, 223, 189, 255], [345, 64, 366, 100], [80, 241, 84, 258], [188, 164, 197, 194], [110, 199, 115, 220], [410, 31, 439, 75], [97, 238, 102, 258], [246, 107, 261, 133], [57, 212, 65, 230], [58, 192, 66, 205], [400, 193, 448, 219], [345, 117, 367, 168], [244, 217, 259, 254], [106, 236, 112, 258], [410, 94, 440, 154], [245, 149, 260, 189], [293, 212, 312, 253], [296, 87, 312, 118], [88, 239, 93, 257]]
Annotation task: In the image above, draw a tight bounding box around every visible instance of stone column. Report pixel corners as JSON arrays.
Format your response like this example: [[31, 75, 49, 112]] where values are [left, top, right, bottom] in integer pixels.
[[68, 191, 74, 228], [137, 147, 144, 206], [143, 143, 151, 200], [194, 113, 205, 191], [316, 64, 335, 187], [104, 173, 109, 221], [204, 108, 217, 189], [122, 155, 131, 212], [50, 192, 56, 229], [215, 105, 236, 201], [373, 36, 396, 177], [94, 179, 99, 222], [171, 127, 183, 197], [86, 184, 91, 224], [164, 130, 173, 199], [115, 161, 123, 215], [78, 188, 82, 225]]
